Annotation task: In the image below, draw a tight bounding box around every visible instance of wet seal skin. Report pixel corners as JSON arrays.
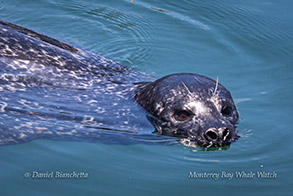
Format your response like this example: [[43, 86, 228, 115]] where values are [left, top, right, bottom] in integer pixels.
[[0, 20, 239, 148], [135, 74, 239, 147]]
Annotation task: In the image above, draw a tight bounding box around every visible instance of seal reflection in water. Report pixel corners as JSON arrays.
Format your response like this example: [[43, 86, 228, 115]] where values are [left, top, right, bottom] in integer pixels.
[[0, 20, 239, 148]]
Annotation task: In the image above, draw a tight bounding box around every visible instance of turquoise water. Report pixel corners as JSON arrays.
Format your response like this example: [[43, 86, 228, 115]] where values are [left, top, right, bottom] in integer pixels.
[[0, 0, 292, 195]]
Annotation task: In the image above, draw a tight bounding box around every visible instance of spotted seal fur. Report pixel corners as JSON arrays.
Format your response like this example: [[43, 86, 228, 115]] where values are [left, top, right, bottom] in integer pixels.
[[0, 20, 239, 147]]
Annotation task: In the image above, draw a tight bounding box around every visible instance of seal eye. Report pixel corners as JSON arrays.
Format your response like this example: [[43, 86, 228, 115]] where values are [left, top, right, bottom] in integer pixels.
[[174, 110, 192, 121], [222, 106, 232, 116]]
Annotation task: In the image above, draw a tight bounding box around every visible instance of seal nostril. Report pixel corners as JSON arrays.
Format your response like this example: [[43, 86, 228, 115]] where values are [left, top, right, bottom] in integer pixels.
[[205, 129, 218, 141]]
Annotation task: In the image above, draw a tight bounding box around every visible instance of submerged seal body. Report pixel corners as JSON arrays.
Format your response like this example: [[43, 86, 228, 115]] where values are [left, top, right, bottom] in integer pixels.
[[0, 20, 239, 147]]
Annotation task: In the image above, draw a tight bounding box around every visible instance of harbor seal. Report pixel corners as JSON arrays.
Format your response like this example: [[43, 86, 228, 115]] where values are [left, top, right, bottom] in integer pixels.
[[135, 74, 239, 147], [0, 20, 239, 147]]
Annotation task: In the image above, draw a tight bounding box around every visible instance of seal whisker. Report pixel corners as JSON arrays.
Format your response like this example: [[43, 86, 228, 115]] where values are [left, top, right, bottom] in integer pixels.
[[206, 141, 214, 148], [194, 76, 203, 84], [180, 81, 193, 97], [213, 76, 219, 96]]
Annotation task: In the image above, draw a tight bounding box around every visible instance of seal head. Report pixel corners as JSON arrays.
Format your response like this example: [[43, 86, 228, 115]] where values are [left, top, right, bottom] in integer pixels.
[[135, 73, 239, 147]]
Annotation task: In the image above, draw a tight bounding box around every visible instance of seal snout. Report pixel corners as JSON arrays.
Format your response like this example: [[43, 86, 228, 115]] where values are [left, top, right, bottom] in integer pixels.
[[203, 127, 230, 146]]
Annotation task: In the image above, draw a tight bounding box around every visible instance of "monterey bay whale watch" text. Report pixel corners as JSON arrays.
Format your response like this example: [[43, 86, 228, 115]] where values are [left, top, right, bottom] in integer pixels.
[[188, 170, 277, 181]]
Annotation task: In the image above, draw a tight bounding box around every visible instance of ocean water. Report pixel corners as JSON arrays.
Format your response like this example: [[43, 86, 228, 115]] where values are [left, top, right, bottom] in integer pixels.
[[0, 0, 292, 195]]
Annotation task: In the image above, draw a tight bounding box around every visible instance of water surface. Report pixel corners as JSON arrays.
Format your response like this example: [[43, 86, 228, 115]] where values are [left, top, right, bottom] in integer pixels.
[[0, 0, 292, 195]]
